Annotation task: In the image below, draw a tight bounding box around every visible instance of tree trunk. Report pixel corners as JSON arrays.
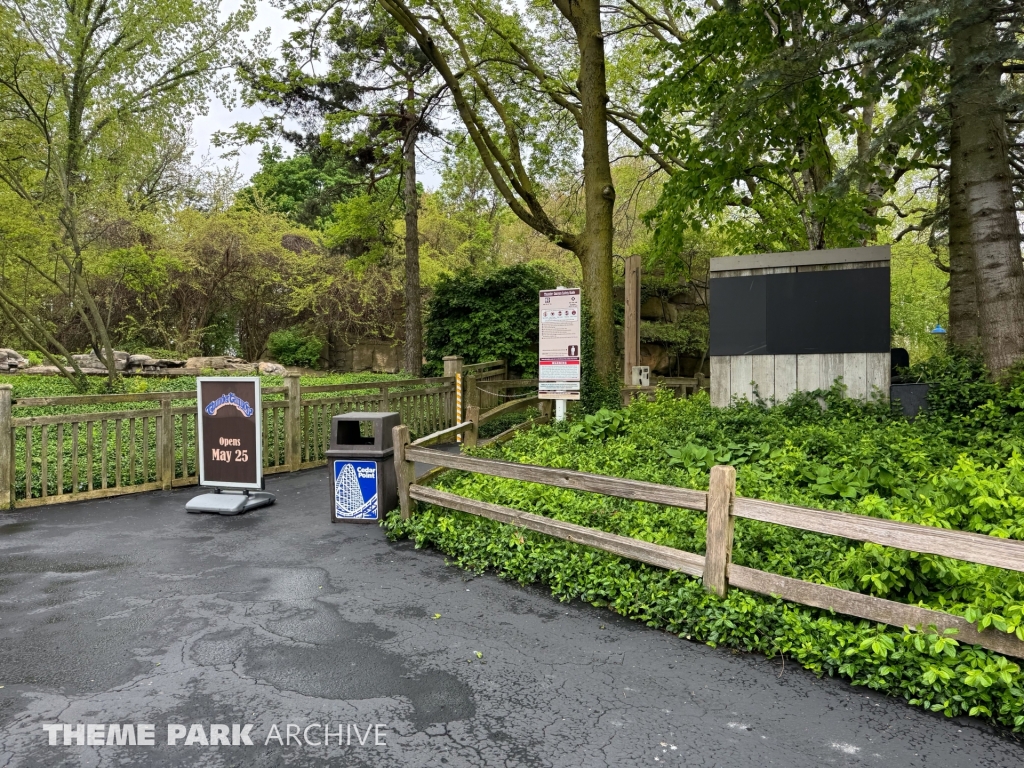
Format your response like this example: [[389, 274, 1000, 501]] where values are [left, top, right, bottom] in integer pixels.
[[402, 110, 423, 376], [857, 96, 887, 246], [950, 0, 1024, 377], [557, 0, 617, 386], [947, 115, 980, 349], [380, 0, 617, 387]]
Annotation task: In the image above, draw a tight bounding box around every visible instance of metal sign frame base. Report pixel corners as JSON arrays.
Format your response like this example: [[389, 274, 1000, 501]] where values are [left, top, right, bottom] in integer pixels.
[[186, 489, 276, 516]]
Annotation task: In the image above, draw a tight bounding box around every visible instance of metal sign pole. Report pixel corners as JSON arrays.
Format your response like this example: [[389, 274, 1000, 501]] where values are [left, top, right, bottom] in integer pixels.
[[555, 399, 566, 422]]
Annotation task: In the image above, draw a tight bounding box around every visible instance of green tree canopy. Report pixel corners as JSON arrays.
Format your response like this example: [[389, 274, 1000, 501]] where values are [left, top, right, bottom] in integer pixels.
[[240, 145, 361, 228], [0, 0, 253, 387], [642, 0, 941, 255]]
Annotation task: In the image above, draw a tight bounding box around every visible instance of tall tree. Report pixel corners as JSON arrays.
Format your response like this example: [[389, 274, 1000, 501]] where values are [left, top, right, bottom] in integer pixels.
[[947, 0, 1024, 376], [238, 5, 438, 375], [886, 0, 1024, 370], [641, 0, 940, 254], [947, 112, 981, 349], [242, 145, 362, 228], [0, 0, 252, 388], [376, 0, 620, 392], [635, 0, 1024, 375]]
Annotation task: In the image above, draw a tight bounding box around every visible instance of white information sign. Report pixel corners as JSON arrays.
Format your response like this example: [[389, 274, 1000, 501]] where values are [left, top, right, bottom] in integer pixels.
[[539, 288, 581, 400]]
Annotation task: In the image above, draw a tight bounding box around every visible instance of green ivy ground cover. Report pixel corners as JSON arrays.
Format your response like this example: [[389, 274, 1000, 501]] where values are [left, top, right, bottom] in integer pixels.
[[385, 356, 1024, 731], [0, 370, 404, 401]]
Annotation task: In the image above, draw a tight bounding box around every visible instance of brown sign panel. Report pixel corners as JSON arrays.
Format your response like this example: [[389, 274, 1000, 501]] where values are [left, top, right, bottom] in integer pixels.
[[197, 378, 263, 489]]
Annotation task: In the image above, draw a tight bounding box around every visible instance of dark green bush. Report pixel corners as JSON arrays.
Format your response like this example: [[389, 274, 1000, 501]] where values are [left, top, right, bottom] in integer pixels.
[[267, 328, 323, 368], [423, 263, 556, 376], [385, 354, 1024, 731]]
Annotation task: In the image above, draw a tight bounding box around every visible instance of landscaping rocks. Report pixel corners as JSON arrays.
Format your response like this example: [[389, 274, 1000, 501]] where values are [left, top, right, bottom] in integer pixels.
[[1, 349, 189, 375], [184, 356, 254, 372], [0, 349, 28, 371], [71, 351, 129, 371], [126, 354, 185, 372], [640, 343, 671, 374], [257, 361, 287, 375], [3, 349, 276, 376]]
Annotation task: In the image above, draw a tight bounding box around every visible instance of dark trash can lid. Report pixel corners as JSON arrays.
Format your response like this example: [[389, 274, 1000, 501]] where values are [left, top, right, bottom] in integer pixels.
[[329, 411, 401, 453]]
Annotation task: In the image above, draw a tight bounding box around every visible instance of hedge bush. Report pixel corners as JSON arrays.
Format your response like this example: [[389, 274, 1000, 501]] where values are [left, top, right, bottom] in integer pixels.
[[385, 355, 1024, 730], [266, 328, 323, 368], [423, 263, 556, 376]]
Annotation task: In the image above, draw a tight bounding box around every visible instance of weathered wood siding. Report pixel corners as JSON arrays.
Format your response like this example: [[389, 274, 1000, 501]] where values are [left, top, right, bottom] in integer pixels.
[[710, 352, 890, 407]]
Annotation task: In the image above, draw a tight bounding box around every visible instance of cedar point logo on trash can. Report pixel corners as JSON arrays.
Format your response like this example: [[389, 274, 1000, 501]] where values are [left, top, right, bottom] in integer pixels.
[[334, 461, 378, 519], [204, 392, 254, 417]]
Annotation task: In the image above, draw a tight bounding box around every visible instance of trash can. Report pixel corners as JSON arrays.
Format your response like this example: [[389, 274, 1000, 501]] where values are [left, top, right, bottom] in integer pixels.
[[326, 412, 401, 524], [890, 383, 930, 421]]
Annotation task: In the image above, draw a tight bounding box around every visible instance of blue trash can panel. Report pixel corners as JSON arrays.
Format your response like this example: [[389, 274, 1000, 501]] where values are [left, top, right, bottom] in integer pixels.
[[333, 459, 379, 520]]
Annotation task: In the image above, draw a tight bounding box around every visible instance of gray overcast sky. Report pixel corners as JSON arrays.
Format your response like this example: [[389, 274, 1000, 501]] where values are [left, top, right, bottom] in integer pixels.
[[189, 1, 294, 182]]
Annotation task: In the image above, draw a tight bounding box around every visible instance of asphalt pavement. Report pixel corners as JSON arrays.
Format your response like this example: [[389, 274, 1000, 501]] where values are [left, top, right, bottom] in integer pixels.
[[0, 468, 1021, 767]]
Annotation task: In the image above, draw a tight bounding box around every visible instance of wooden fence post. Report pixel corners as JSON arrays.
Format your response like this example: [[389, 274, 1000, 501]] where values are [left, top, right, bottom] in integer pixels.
[[442, 355, 464, 378], [464, 405, 480, 447], [624, 255, 641, 386], [465, 375, 478, 411], [704, 464, 736, 597], [443, 355, 463, 434], [393, 424, 415, 519], [0, 385, 12, 509], [538, 399, 553, 421], [160, 394, 173, 489], [285, 373, 302, 469]]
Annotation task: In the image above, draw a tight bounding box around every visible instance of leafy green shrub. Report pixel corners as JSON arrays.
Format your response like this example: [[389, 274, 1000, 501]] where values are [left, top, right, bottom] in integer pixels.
[[423, 263, 556, 376], [570, 407, 627, 441], [386, 354, 1024, 730], [267, 328, 323, 368], [638, 314, 708, 357], [133, 348, 182, 360], [18, 350, 43, 367]]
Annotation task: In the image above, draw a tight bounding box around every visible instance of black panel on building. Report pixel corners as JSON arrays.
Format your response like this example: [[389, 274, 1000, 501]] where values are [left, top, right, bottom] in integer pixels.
[[709, 267, 890, 356], [708, 276, 767, 356]]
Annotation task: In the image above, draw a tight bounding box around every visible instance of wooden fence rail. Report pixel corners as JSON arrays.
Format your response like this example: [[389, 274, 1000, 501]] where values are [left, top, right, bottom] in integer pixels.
[[461, 374, 550, 449], [0, 375, 458, 509], [391, 435, 1024, 660]]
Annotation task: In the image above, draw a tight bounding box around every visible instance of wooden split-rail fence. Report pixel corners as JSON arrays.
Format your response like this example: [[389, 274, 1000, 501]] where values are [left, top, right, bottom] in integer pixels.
[[392, 423, 1024, 660], [0, 374, 462, 510], [461, 359, 508, 412]]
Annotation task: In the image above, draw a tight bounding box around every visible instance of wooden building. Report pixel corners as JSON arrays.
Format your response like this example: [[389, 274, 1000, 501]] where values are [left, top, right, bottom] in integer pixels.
[[709, 246, 891, 407]]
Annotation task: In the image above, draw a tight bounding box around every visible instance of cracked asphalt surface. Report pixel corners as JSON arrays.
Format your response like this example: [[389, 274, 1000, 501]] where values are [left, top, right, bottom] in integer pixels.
[[0, 469, 1021, 767]]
